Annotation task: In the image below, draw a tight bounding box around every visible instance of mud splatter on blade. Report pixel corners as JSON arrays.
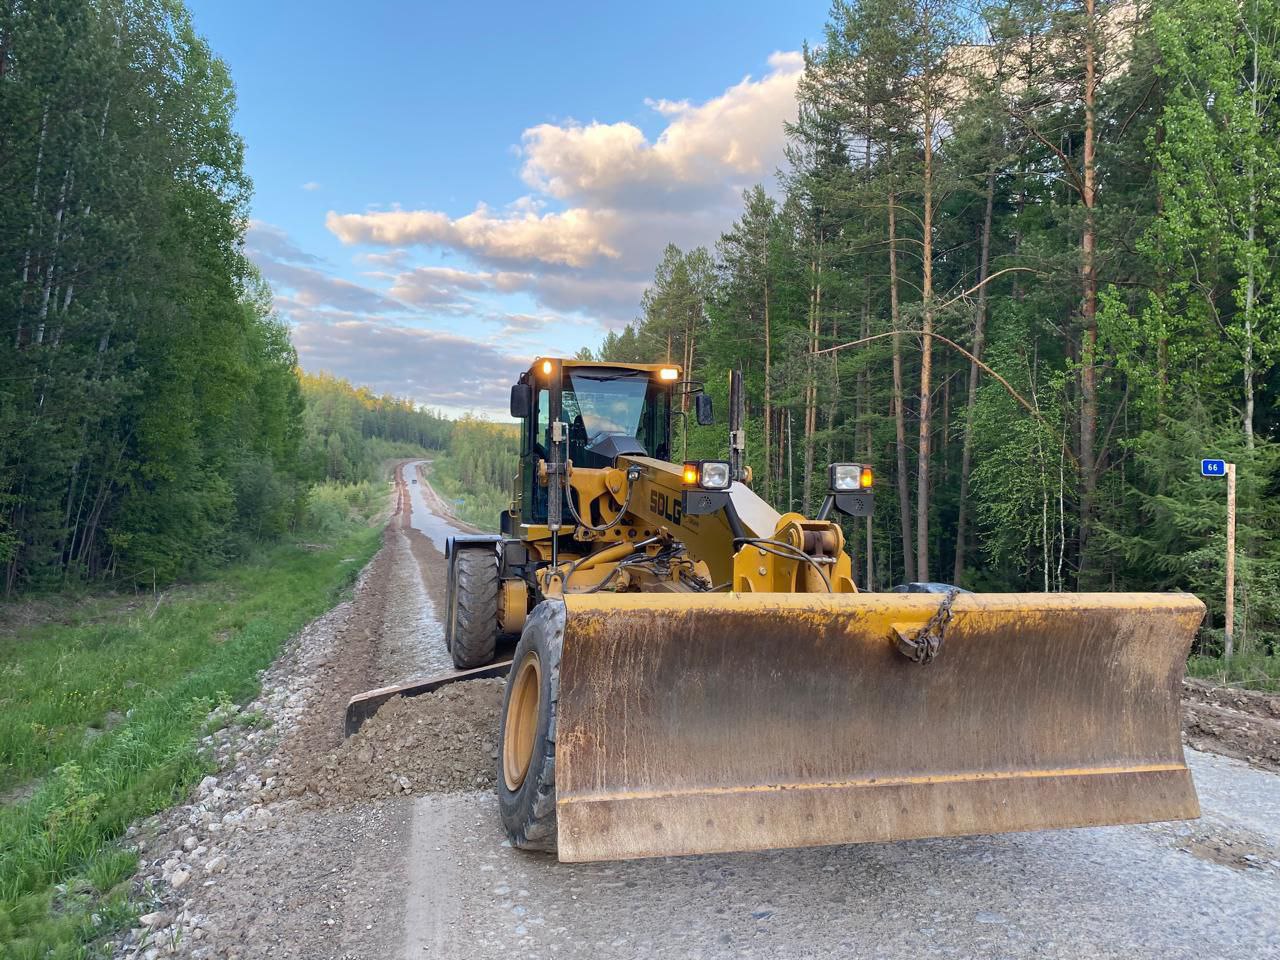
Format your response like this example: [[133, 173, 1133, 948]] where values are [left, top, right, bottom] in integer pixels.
[[553, 592, 1204, 862]]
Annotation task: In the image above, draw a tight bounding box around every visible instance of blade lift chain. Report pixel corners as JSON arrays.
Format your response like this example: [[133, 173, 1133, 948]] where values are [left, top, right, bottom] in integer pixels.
[[892, 588, 960, 664]]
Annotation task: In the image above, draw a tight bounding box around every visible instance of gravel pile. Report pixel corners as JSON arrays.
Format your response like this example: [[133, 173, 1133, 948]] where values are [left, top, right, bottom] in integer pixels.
[[280, 680, 504, 804]]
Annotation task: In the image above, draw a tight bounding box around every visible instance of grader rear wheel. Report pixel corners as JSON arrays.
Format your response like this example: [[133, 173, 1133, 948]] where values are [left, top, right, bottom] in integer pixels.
[[446, 547, 499, 669]]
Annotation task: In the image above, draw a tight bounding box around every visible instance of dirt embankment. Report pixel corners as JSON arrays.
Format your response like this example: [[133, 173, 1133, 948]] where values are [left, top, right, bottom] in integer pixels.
[[267, 461, 466, 803], [1182, 678, 1280, 771], [273, 467, 414, 760]]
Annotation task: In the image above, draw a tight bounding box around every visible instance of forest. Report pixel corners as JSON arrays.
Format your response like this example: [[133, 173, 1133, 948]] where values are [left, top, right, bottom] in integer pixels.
[[4, 0, 1278, 665], [584, 0, 1280, 659], [0, 3, 456, 594]]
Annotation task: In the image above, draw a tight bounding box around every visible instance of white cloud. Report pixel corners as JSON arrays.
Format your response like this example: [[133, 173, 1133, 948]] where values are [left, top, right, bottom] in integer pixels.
[[643, 97, 692, 117], [322, 50, 801, 291], [326, 204, 619, 268], [246, 220, 324, 265], [356, 249, 412, 268], [520, 51, 803, 209], [301, 181, 322, 192], [380, 264, 647, 325], [276, 51, 804, 408], [262, 260, 406, 313], [391, 266, 496, 297], [243, 224, 533, 412], [246, 221, 405, 313], [510, 271, 648, 323]]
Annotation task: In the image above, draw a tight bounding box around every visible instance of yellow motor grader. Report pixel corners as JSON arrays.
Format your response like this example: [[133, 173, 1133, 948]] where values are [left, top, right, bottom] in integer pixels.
[[347, 357, 1204, 863]]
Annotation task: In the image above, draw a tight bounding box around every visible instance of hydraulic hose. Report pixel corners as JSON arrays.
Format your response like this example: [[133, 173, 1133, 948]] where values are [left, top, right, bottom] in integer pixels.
[[732, 536, 834, 593], [565, 475, 635, 533]]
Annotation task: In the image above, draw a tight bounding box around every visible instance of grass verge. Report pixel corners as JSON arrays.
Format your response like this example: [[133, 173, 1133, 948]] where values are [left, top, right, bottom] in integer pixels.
[[1187, 651, 1280, 691], [0, 522, 381, 957]]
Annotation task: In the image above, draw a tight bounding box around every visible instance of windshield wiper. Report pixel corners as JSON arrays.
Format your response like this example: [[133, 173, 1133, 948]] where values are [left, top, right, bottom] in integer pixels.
[[573, 372, 647, 382]]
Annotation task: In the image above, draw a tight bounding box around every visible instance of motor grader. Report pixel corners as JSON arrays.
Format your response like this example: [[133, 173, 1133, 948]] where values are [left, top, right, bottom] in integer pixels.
[[347, 357, 1205, 863]]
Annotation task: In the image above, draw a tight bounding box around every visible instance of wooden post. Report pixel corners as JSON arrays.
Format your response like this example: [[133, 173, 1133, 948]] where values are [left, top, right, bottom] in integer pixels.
[[1225, 462, 1237, 660]]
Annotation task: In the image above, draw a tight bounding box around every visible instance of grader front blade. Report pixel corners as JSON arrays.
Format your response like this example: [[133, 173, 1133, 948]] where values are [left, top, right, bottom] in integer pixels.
[[551, 591, 1204, 862]]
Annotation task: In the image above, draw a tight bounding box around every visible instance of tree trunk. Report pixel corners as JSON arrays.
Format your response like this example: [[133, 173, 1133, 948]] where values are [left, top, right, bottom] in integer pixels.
[[1077, 0, 1099, 584], [17, 106, 49, 347], [36, 167, 72, 346], [803, 262, 816, 513], [861, 111, 874, 591], [681, 308, 696, 414], [787, 411, 794, 510], [862, 299, 874, 590], [825, 310, 839, 468], [889, 190, 916, 582], [954, 162, 997, 585], [916, 105, 935, 581], [1243, 18, 1258, 449], [762, 230, 773, 501], [1153, 123, 1169, 397], [802, 249, 823, 515]]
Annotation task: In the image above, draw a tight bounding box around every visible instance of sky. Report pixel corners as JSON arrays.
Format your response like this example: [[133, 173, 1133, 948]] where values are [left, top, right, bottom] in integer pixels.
[[188, 1, 829, 417]]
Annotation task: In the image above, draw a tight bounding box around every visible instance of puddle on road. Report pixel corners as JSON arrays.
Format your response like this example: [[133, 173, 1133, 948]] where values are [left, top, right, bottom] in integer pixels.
[[378, 517, 454, 679], [404, 460, 465, 552]]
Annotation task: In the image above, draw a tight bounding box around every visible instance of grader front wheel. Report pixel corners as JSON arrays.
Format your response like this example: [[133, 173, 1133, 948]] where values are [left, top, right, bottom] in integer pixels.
[[497, 601, 562, 853]]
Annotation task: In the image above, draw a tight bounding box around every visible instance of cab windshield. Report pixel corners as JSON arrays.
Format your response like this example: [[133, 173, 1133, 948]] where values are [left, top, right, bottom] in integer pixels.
[[564, 370, 649, 444], [553, 367, 669, 466]]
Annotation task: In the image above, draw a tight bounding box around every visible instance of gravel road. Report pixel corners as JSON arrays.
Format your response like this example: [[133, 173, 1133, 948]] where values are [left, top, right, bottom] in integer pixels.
[[114, 461, 1280, 960]]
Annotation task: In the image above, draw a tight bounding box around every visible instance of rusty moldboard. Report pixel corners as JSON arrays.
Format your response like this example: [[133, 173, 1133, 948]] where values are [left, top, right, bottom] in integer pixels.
[[553, 592, 1204, 862]]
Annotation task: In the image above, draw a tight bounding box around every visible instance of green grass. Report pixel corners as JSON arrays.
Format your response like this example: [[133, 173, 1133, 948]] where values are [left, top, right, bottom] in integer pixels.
[[1187, 650, 1280, 691], [0, 521, 381, 957]]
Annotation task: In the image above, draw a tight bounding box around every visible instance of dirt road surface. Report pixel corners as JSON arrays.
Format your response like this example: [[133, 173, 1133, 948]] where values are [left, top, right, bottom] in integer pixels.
[[115, 461, 1280, 960]]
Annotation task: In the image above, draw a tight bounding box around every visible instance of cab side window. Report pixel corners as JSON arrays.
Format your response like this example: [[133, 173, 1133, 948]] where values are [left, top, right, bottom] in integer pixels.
[[522, 389, 551, 524], [534, 389, 549, 458], [637, 386, 670, 460]]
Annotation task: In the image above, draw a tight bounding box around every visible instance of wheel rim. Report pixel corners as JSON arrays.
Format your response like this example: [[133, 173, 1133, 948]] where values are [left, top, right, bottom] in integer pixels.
[[503, 651, 541, 791]]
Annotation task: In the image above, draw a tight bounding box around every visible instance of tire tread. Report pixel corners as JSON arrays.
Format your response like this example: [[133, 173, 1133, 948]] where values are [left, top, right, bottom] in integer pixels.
[[449, 548, 499, 668], [498, 603, 562, 854]]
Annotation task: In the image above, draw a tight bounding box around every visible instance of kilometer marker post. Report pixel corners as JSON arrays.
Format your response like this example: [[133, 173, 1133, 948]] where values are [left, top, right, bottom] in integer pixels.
[[1201, 458, 1236, 659]]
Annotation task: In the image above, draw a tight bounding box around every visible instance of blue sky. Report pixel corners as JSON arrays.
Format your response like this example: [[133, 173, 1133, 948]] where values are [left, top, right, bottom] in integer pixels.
[[189, 1, 828, 416]]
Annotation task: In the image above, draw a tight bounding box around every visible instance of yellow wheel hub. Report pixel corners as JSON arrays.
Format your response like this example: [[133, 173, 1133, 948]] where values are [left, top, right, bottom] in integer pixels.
[[503, 652, 541, 790]]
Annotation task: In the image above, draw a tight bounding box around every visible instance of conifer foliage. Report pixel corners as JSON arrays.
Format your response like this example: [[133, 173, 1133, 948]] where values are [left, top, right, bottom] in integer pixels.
[[588, 0, 1280, 652]]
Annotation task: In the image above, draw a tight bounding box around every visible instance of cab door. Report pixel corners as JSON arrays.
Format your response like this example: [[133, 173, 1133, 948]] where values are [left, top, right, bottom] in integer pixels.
[[520, 387, 550, 524]]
